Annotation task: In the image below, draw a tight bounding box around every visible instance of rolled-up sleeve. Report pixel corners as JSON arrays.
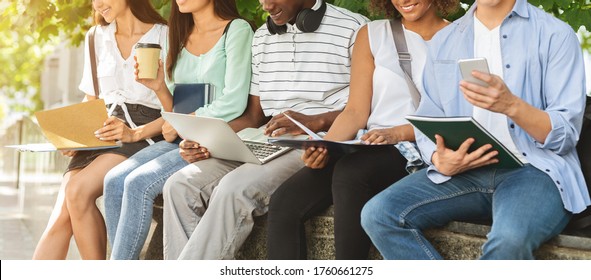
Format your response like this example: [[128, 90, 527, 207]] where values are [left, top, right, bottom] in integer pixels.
[[536, 31, 586, 154]]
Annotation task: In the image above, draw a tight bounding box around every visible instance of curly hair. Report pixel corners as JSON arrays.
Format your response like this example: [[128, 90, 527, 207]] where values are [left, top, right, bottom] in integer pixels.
[[369, 0, 459, 18]]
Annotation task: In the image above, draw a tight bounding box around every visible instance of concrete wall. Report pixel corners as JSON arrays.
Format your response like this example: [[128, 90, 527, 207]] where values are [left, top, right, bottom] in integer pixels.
[[40, 43, 85, 109]]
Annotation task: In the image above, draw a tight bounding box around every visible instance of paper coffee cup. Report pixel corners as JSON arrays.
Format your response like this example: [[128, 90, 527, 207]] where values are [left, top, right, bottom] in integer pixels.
[[135, 43, 161, 79]]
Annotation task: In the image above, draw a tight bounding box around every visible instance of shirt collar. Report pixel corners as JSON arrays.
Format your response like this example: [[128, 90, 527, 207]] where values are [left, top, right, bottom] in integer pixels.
[[285, 21, 307, 33], [512, 0, 530, 19], [103, 21, 117, 44], [457, 0, 529, 32]]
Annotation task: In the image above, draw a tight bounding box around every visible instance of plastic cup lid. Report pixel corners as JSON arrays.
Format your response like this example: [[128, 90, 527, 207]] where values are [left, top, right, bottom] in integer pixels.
[[135, 43, 161, 49]]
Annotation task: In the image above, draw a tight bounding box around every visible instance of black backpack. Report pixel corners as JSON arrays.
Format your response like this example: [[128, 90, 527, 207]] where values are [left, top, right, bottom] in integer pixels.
[[568, 95, 591, 229]]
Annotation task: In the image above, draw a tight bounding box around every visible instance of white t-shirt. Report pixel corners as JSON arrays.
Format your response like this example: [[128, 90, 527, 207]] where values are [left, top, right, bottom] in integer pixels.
[[250, 4, 368, 117], [472, 15, 526, 163], [366, 20, 426, 131], [79, 22, 168, 110]]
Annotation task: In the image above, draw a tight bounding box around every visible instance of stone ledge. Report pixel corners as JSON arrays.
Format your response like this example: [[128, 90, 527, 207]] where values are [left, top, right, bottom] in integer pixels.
[[424, 223, 591, 260], [235, 215, 591, 260], [146, 203, 591, 260]]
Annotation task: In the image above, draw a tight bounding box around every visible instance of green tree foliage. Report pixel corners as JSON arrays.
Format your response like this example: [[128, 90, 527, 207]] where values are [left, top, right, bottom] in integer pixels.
[[531, 0, 591, 32], [0, 0, 589, 117]]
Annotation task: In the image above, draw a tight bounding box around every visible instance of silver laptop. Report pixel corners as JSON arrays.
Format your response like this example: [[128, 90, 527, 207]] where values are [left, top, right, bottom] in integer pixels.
[[161, 112, 292, 165]]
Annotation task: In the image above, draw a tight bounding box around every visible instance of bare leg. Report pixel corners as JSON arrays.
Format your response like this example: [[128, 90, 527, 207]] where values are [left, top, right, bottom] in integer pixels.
[[33, 171, 79, 259], [65, 153, 127, 260]]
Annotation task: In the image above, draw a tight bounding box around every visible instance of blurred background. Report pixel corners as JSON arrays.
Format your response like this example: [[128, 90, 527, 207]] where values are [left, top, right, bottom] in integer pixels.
[[0, 0, 590, 260]]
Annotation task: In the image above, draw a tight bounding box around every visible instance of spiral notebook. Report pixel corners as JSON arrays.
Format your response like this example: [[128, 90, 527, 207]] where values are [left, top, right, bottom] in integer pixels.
[[406, 115, 524, 169]]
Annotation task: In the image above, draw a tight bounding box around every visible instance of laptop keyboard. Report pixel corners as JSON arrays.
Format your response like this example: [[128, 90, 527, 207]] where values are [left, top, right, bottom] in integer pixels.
[[244, 141, 286, 161]]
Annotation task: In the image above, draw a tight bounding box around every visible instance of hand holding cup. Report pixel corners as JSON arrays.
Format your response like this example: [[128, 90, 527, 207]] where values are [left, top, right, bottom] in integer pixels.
[[135, 43, 161, 79], [134, 43, 165, 92]]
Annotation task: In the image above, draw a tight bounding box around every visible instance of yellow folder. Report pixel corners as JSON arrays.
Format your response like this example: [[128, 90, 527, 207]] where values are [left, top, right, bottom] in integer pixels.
[[32, 99, 120, 151]]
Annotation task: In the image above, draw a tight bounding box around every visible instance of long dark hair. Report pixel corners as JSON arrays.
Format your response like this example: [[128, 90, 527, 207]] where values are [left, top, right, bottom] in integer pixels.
[[93, 0, 167, 26], [166, 0, 254, 79], [369, 0, 459, 18]]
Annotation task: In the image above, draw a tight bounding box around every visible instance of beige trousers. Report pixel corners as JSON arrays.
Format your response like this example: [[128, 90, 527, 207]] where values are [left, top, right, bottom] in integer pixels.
[[162, 150, 304, 260]]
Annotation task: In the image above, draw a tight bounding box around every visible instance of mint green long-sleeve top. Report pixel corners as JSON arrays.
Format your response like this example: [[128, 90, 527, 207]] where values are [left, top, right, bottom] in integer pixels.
[[165, 19, 253, 122]]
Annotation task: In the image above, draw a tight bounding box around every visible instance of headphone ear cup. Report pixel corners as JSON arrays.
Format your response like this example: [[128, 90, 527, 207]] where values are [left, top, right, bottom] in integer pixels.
[[295, 9, 312, 32], [295, 0, 326, 33], [266, 16, 287, 35]]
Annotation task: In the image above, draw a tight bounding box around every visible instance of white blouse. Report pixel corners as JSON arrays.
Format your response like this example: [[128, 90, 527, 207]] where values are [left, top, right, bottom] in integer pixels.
[[79, 22, 168, 110], [366, 20, 427, 131]]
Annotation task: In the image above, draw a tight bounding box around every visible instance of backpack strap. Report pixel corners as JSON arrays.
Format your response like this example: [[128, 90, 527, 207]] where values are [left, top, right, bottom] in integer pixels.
[[89, 25, 100, 99], [389, 18, 420, 109]]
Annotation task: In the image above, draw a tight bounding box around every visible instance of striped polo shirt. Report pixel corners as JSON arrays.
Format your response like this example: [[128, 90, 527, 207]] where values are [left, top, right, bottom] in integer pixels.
[[250, 3, 368, 117]]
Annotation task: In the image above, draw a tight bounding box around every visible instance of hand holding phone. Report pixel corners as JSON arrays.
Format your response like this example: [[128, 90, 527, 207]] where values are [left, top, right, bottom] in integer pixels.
[[459, 58, 490, 87]]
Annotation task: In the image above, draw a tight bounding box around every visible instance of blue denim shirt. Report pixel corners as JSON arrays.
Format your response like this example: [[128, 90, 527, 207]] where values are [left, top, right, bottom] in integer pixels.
[[415, 0, 590, 213]]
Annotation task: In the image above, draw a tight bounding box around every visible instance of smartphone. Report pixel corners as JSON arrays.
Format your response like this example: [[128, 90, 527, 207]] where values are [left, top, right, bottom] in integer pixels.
[[458, 57, 490, 87]]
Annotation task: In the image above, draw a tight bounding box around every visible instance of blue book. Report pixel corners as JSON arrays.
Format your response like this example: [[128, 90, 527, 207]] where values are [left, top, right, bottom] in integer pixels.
[[172, 83, 213, 114]]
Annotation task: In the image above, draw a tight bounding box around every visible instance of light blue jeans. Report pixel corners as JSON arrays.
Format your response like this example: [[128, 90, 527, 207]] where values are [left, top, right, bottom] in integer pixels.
[[104, 140, 186, 259], [361, 165, 571, 260]]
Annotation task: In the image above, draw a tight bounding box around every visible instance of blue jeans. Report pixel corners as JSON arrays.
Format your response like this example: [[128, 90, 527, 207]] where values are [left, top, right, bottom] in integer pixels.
[[104, 140, 187, 259], [361, 165, 571, 260]]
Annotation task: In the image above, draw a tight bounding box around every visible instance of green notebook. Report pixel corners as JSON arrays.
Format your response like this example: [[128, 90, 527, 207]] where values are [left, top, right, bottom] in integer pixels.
[[406, 115, 524, 169]]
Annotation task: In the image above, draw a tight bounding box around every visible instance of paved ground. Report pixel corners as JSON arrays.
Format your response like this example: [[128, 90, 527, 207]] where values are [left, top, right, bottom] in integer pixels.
[[0, 172, 157, 260], [0, 174, 80, 260], [0, 177, 36, 259], [0, 183, 35, 260]]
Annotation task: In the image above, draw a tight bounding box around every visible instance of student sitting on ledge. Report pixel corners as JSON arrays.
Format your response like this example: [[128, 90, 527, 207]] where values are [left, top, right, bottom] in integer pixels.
[[161, 0, 368, 260], [361, 0, 589, 260], [266, 0, 459, 260], [103, 0, 254, 260]]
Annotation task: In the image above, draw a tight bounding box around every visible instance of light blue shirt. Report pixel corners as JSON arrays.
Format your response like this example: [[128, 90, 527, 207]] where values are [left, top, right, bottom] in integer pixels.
[[415, 0, 589, 213]]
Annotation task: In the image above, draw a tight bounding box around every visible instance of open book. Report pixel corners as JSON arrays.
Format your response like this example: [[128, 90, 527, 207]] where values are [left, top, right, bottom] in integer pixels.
[[6, 99, 120, 152], [267, 113, 384, 154], [406, 115, 524, 169]]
